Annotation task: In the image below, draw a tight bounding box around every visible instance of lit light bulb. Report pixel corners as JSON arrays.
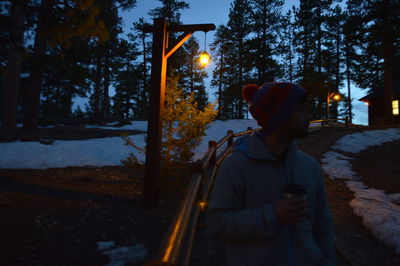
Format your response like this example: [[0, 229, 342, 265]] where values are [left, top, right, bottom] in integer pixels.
[[333, 94, 341, 101], [199, 51, 210, 66]]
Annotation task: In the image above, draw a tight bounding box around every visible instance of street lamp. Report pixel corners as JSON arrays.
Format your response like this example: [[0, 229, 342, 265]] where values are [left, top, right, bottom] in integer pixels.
[[143, 18, 215, 208], [326, 92, 341, 120], [333, 94, 341, 101]]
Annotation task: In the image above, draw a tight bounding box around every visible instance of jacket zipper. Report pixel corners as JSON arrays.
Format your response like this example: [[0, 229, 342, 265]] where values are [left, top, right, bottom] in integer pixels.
[[282, 165, 296, 266]]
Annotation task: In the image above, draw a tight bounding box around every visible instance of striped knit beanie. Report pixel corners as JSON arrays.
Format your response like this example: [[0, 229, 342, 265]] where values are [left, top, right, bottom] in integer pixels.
[[243, 82, 306, 135]]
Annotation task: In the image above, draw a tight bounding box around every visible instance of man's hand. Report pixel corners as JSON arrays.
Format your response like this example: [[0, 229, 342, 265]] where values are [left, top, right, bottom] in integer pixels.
[[275, 198, 308, 225]]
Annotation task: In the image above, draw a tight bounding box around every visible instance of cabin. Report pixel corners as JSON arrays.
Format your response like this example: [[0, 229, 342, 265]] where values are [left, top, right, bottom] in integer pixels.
[[359, 83, 400, 125]]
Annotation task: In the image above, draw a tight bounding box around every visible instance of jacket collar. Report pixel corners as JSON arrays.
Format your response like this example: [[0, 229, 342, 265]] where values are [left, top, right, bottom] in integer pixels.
[[234, 132, 298, 166]]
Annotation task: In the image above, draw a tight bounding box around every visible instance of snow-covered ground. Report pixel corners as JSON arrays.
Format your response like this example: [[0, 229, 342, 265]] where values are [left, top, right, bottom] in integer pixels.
[[96, 241, 147, 266], [86, 119, 322, 131], [321, 128, 400, 254], [0, 119, 352, 169], [0, 120, 259, 169]]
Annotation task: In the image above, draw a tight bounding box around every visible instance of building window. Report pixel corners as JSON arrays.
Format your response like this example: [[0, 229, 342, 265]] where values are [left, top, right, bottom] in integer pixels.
[[393, 100, 399, 116]]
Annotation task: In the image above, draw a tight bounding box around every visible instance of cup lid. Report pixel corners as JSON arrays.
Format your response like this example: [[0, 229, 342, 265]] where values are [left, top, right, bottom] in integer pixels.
[[283, 183, 307, 195]]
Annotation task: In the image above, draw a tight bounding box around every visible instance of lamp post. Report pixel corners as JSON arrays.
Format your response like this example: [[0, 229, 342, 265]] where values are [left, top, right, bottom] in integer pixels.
[[143, 18, 215, 208], [326, 92, 341, 120]]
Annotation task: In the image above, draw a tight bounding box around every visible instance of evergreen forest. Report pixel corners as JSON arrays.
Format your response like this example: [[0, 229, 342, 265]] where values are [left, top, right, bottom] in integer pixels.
[[1, 0, 399, 140]]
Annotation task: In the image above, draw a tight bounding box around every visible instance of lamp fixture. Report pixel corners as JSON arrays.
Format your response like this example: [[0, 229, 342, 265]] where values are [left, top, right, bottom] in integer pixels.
[[199, 31, 211, 67]]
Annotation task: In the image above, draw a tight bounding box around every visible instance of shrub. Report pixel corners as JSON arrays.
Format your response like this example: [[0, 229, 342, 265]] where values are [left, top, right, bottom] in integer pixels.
[[122, 75, 217, 180]]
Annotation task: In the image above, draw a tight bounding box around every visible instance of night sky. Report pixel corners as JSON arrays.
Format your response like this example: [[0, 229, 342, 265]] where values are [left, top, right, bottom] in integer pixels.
[[116, 0, 368, 124]]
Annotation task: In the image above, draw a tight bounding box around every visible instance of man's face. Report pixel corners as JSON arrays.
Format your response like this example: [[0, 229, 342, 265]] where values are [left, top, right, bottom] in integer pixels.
[[282, 103, 310, 139]]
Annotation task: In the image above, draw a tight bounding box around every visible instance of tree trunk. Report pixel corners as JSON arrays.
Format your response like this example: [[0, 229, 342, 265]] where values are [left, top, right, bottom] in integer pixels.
[[345, 43, 352, 124], [238, 38, 244, 119], [0, 3, 24, 140], [288, 24, 293, 83], [93, 55, 102, 121], [333, 32, 341, 119], [383, 35, 393, 123], [190, 58, 194, 93], [23, 0, 50, 133], [259, 2, 267, 84], [125, 59, 131, 120], [302, 24, 308, 81], [142, 33, 148, 120], [102, 58, 110, 121], [382, 0, 393, 124], [218, 51, 224, 116]]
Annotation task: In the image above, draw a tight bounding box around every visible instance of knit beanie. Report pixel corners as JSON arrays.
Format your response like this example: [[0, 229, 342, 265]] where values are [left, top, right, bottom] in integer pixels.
[[243, 82, 306, 135]]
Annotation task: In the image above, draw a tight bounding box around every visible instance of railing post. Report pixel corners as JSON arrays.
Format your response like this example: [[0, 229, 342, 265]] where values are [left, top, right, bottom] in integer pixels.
[[345, 117, 349, 128], [247, 127, 252, 131], [321, 120, 325, 130], [192, 159, 203, 175], [227, 130, 234, 146], [208, 140, 217, 166]]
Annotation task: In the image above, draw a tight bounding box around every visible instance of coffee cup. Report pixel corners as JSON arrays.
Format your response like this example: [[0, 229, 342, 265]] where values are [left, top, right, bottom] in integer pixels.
[[283, 183, 307, 200]]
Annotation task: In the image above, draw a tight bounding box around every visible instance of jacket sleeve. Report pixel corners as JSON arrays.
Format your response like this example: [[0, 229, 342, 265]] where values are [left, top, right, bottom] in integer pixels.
[[313, 165, 336, 266], [206, 157, 280, 241]]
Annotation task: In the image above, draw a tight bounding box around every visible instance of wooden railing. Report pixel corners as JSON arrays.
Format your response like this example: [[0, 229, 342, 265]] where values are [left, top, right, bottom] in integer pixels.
[[146, 118, 349, 265], [310, 118, 349, 130]]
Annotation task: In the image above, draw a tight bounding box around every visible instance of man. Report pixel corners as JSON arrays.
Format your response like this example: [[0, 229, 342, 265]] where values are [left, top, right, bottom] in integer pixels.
[[207, 82, 335, 266]]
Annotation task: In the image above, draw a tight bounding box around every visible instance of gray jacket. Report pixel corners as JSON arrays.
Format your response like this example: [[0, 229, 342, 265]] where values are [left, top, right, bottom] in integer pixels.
[[207, 132, 335, 266]]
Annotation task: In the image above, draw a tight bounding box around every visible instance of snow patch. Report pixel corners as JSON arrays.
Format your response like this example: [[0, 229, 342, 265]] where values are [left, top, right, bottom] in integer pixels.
[[348, 182, 400, 254], [96, 241, 147, 266], [332, 128, 400, 153], [0, 119, 258, 169], [97, 241, 116, 251], [321, 151, 357, 180]]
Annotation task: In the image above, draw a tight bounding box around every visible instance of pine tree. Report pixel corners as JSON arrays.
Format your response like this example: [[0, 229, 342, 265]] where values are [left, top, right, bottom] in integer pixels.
[[162, 75, 217, 170], [227, 0, 253, 119], [23, 0, 116, 131], [148, 0, 189, 24], [148, 0, 189, 74], [210, 0, 253, 119], [111, 38, 140, 120], [325, 5, 345, 119], [179, 37, 209, 110], [342, 4, 362, 124], [210, 25, 233, 119], [86, 0, 137, 122], [293, 0, 341, 119], [40, 39, 92, 123], [348, 0, 400, 123], [278, 9, 296, 82], [132, 18, 152, 119], [0, 1, 25, 140], [122, 75, 217, 179], [248, 0, 284, 84]]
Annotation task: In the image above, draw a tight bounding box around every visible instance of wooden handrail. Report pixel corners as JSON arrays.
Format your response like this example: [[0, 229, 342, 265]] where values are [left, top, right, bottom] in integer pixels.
[[201, 141, 217, 169], [155, 173, 202, 265]]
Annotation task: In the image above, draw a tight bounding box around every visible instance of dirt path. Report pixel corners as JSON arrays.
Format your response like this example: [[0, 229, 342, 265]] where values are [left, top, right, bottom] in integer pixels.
[[0, 166, 189, 266]]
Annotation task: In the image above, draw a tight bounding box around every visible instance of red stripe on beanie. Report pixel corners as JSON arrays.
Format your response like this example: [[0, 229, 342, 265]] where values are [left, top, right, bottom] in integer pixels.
[[242, 84, 258, 102]]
